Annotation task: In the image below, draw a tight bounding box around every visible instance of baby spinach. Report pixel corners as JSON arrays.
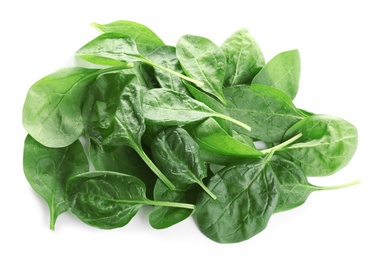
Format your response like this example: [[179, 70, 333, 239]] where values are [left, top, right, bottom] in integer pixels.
[[195, 153, 279, 243], [221, 28, 265, 86], [22, 20, 359, 244], [91, 20, 164, 55], [66, 171, 194, 229], [224, 84, 305, 142], [252, 50, 301, 100], [279, 114, 358, 176], [23, 135, 89, 230], [176, 35, 227, 104]]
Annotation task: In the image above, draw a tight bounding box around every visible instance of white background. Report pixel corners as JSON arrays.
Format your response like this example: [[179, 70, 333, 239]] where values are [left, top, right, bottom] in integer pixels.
[[1, 0, 373, 259]]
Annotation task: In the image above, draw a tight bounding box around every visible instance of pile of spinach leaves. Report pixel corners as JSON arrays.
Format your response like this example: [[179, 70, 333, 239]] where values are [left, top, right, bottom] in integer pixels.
[[22, 20, 359, 243]]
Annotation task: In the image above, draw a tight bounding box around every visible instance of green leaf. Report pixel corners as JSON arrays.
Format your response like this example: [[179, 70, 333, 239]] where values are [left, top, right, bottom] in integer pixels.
[[92, 20, 164, 55], [22, 67, 99, 147], [66, 171, 195, 229], [76, 33, 203, 87], [147, 46, 188, 94], [151, 127, 215, 199], [252, 50, 301, 100], [149, 180, 196, 229], [23, 135, 89, 229], [224, 84, 305, 142], [176, 35, 227, 104], [185, 118, 263, 158], [143, 88, 252, 133], [195, 153, 279, 243], [271, 155, 359, 212], [221, 28, 265, 86], [278, 114, 358, 176], [82, 73, 175, 189], [89, 140, 157, 199]]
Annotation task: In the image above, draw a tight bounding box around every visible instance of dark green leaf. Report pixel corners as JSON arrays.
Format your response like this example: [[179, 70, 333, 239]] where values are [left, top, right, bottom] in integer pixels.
[[66, 171, 195, 229], [252, 50, 301, 100], [148, 46, 188, 94], [23, 135, 89, 229], [92, 20, 164, 55], [196, 154, 279, 243], [224, 84, 305, 142], [176, 35, 227, 104], [221, 28, 265, 86], [151, 127, 215, 198], [278, 114, 358, 176], [89, 140, 157, 198], [149, 180, 196, 229], [82, 73, 175, 189]]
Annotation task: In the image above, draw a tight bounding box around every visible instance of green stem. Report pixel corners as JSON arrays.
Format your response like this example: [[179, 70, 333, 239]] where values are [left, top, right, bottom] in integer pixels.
[[142, 58, 204, 88], [261, 133, 303, 154], [197, 181, 217, 200], [213, 113, 252, 133], [136, 149, 176, 191], [143, 200, 196, 210], [316, 180, 361, 190]]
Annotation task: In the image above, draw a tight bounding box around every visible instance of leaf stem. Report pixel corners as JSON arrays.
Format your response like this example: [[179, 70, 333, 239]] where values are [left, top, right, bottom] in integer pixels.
[[143, 200, 196, 210], [142, 58, 204, 88], [261, 133, 303, 154], [213, 113, 252, 133], [197, 181, 217, 200], [136, 149, 176, 191], [316, 180, 361, 190]]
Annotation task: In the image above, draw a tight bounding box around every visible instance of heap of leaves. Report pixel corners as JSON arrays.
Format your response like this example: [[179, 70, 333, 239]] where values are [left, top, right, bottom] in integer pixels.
[[22, 20, 359, 243]]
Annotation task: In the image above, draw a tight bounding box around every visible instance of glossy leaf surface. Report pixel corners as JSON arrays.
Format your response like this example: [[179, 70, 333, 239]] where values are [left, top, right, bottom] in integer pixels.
[[176, 35, 227, 104], [196, 154, 279, 243], [23, 135, 89, 229], [221, 28, 265, 86], [224, 84, 305, 142]]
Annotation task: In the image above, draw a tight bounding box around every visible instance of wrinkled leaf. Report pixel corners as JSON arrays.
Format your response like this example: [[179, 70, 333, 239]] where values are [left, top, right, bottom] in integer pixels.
[[221, 28, 265, 86], [176, 35, 227, 104], [279, 114, 358, 176], [92, 20, 164, 55], [224, 84, 305, 142], [196, 154, 279, 243]]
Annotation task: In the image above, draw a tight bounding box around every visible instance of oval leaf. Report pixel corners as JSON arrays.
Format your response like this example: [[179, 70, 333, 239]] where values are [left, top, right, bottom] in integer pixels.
[[221, 28, 265, 86], [23, 135, 89, 229], [252, 50, 301, 100], [176, 35, 227, 104]]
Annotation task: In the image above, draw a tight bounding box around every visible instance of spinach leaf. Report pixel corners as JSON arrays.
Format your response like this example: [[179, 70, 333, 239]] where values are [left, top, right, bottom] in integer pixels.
[[224, 84, 305, 142], [278, 114, 358, 176], [252, 50, 301, 100], [89, 140, 156, 198], [149, 180, 196, 229], [271, 155, 359, 212], [66, 171, 195, 229], [195, 153, 279, 243], [143, 88, 252, 133], [23, 135, 89, 230], [22, 65, 131, 148], [147, 46, 188, 94], [76, 33, 203, 87], [185, 118, 263, 158], [176, 35, 227, 104], [151, 127, 216, 199], [92, 20, 164, 55], [221, 28, 265, 86], [82, 73, 175, 189]]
